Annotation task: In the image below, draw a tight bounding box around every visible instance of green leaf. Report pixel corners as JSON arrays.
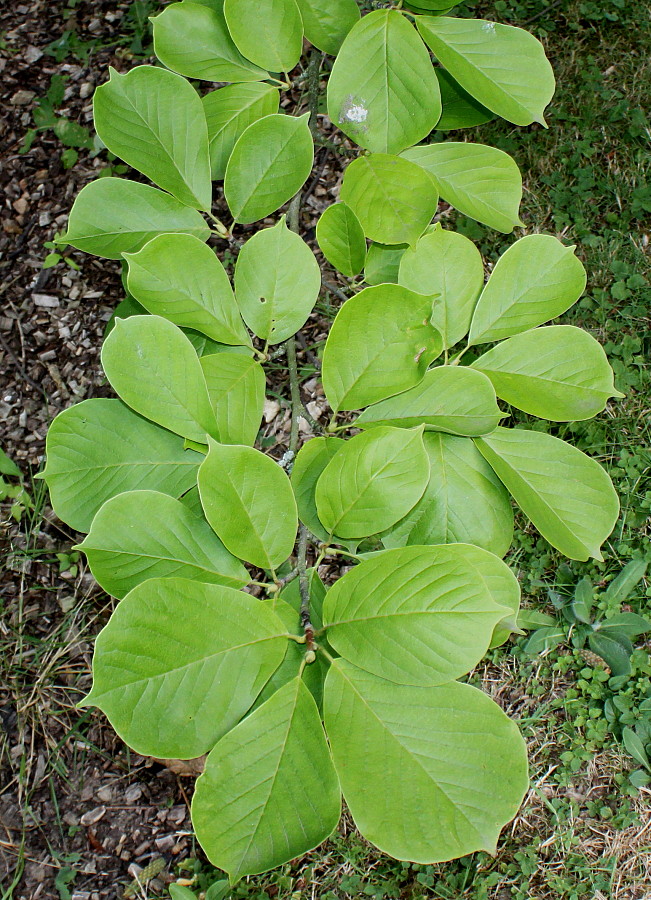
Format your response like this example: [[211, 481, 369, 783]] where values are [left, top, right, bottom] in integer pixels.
[[469, 235, 587, 345], [476, 427, 619, 561], [225, 114, 314, 224], [523, 626, 565, 654], [327, 10, 441, 155], [233, 217, 321, 343], [198, 439, 297, 569], [604, 560, 648, 603], [417, 17, 555, 127], [0, 448, 21, 478], [93, 66, 212, 210], [363, 242, 407, 285], [434, 68, 494, 131], [315, 426, 430, 539], [223, 0, 303, 73], [169, 886, 198, 900], [295, 0, 360, 55], [290, 437, 346, 543], [472, 325, 623, 421], [192, 677, 341, 879], [81, 578, 287, 758], [398, 224, 484, 349], [203, 83, 280, 180], [63, 178, 210, 260], [200, 353, 265, 445], [152, 1, 269, 83], [78, 490, 248, 597], [323, 544, 509, 685], [596, 613, 651, 639], [622, 727, 651, 771], [42, 399, 201, 532], [382, 433, 514, 558], [324, 659, 528, 861], [124, 234, 250, 347], [340, 154, 439, 248], [589, 632, 632, 678], [571, 576, 594, 624], [316, 203, 366, 278], [102, 316, 219, 443], [357, 367, 502, 436], [322, 284, 442, 413], [402, 142, 522, 233]]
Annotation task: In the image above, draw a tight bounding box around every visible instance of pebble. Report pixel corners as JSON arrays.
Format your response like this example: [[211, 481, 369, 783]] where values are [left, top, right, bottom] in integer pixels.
[[24, 45, 43, 64], [80, 805, 106, 826], [263, 398, 281, 423], [124, 783, 143, 803], [33, 294, 59, 308], [11, 89, 35, 105]]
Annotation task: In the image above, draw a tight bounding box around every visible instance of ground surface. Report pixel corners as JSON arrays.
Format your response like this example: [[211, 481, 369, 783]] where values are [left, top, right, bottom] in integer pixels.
[[1, 1, 650, 898]]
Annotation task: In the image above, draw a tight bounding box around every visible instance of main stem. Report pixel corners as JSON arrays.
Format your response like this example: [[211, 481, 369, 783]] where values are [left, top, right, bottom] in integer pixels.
[[282, 48, 323, 649]]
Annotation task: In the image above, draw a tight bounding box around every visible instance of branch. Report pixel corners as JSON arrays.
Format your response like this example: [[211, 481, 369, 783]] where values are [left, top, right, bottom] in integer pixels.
[[297, 524, 315, 650]]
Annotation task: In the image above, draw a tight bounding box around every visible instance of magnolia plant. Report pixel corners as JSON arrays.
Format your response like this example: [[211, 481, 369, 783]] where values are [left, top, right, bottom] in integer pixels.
[[41, 0, 623, 883]]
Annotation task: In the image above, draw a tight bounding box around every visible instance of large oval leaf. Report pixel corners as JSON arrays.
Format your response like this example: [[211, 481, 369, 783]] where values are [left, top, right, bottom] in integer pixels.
[[224, 114, 314, 223], [469, 235, 587, 346], [198, 440, 298, 570], [295, 0, 360, 55], [203, 83, 280, 180], [124, 234, 250, 347], [102, 316, 219, 443], [93, 66, 212, 210], [357, 366, 502, 436], [81, 578, 287, 758], [398, 224, 484, 349], [340, 154, 439, 248], [200, 353, 265, 445], [472, 325, 623, 421], [315, 426, 430, 539], [382, 432, 514, 558], [290, 437, 346, 543], [41, 399, 201, 532], [78, 490, 248, 597], [316, 203, 366, 278], [223, 0, 303, 73], [476, 427, 619, 561], [321, 284, 442, 413], [152, 1, 268, 83], [233, 217, 321, 343], [402, 142, 522, 233], [327, 10, 440, 154], [63, 178, 210, 260], [324, 659, 528, 861], [192, 677, 341, 880], [417, 17, 554, 127], [323, 545, 510, 685]]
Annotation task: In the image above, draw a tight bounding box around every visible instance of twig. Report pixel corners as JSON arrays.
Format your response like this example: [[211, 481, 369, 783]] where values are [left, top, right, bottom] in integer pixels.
[[295, 331, 321, 371], [285, 334, 301, 468], [322, 279, 350, 304], [524, 0, 564, 26]]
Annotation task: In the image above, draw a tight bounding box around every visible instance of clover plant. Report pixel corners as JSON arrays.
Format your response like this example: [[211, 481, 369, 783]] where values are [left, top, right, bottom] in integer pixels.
[[41, 0, 624, 882]]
